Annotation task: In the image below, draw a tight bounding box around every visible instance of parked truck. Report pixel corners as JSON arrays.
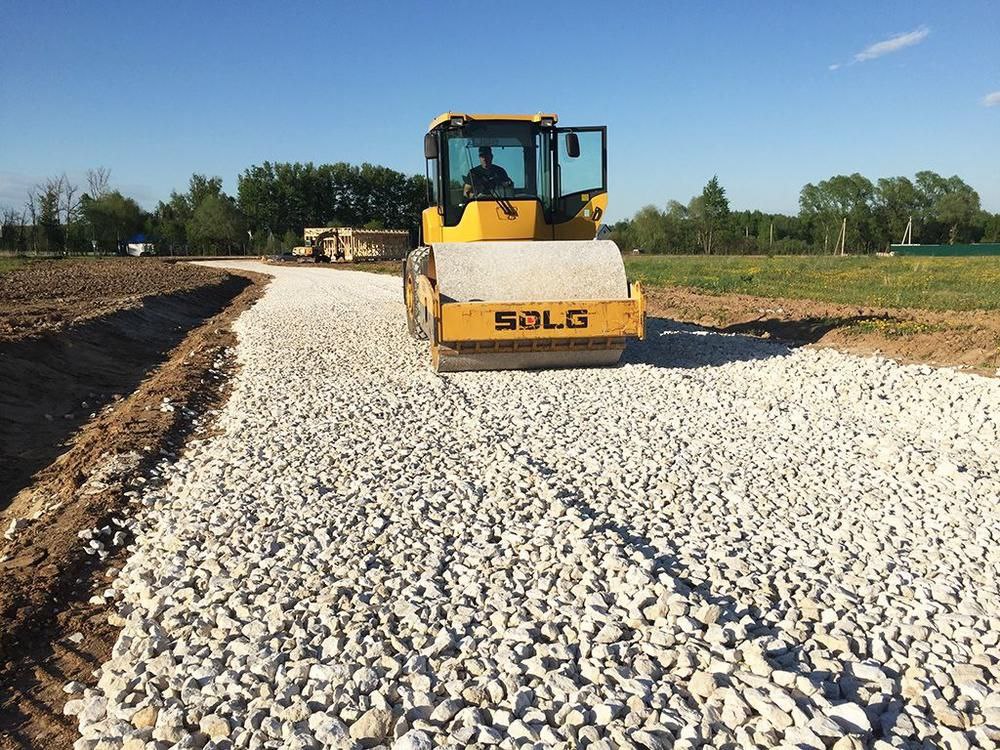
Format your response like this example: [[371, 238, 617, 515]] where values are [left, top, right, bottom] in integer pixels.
[[303, 227, 410, 263]]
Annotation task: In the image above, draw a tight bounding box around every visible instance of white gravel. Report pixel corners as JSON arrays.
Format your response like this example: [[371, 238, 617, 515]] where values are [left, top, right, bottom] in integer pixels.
[[70, 262, 1000, 750]]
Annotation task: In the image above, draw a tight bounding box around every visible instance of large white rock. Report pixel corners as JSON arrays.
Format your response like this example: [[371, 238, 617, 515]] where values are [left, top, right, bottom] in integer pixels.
[[826, 702, 873, 735], [349, 707, 394, 744]]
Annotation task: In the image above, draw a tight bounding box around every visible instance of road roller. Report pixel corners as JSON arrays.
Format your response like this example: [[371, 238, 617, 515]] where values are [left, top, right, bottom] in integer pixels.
[[404, 112, 645, 372]]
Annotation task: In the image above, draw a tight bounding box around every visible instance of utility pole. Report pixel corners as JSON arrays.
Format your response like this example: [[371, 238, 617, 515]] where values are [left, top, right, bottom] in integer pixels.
[[834, 217, 847, 256], [769, 221, 773, 247], [901, 216, 913, 245]]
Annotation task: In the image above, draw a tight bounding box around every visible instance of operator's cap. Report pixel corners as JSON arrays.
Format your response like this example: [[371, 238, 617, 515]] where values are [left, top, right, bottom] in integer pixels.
[[478, 146, 492, 157]]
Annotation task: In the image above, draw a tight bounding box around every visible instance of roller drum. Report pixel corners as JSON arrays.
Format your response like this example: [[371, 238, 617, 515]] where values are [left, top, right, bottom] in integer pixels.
[[431, 240, 628, 303]]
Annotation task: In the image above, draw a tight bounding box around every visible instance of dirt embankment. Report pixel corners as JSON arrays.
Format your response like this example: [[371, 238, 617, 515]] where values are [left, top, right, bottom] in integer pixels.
[[646, 286, 1000, 376], [0, 275, 253, 510], [0, 259, 269, 749]]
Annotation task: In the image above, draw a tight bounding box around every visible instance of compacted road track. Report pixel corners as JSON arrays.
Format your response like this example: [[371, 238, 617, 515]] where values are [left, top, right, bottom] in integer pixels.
[[69, 262, 999, 749]]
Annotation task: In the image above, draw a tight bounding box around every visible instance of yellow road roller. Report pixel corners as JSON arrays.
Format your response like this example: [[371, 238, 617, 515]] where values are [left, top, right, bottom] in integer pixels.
[[404, 112, 645, 372]]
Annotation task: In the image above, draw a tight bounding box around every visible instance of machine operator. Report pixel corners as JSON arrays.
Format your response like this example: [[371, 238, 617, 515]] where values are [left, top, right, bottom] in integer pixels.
[[463, 146, 513, 198]]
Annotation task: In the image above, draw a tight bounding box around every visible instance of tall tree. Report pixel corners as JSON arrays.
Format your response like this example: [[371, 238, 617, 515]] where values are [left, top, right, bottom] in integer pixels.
[[981, 213, 1000, 243], [935, 187, 981, 244], [59, 174, 80, 226], [36, 178, 64, 252], [799, 173, 876, 253], [24, 188, 38, 252], [186, 193, 245, 253], [875, 176, 922, 246], [187, 174, 225, 211], [148, 173, 233, 253], [907, 172, 983, 244], [80, 191, 144, 253], [0, 207, 27, 253], [86, 167, 111, 199], [630, 205, 668, 251], [698, 176, 730, 254], [150, 197, 189, 252]]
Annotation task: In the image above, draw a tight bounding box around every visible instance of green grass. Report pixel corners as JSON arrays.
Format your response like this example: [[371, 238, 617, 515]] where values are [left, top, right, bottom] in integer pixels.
[[842, 319, 949, 337], [0, 258, 29, 273], [343, 260, 401, 276], [624, 255, 1000, 311]]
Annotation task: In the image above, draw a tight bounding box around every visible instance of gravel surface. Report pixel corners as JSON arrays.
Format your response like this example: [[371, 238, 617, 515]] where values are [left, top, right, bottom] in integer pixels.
[[70, 262, 1000, 750]]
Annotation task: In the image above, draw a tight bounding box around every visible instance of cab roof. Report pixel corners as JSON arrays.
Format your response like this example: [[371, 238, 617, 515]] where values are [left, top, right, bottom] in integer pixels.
[[428, 112, 559, 131]]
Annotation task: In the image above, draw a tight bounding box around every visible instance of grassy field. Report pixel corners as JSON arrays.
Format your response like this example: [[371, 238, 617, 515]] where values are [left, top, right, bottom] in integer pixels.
[[0, 258, 28, 274], [624, 255, 1000, 311]]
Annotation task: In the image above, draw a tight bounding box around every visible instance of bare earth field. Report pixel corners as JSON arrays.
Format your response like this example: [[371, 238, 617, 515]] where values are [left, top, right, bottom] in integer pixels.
[[645, 287, 1000, 377], [0, 259, 234, 341]]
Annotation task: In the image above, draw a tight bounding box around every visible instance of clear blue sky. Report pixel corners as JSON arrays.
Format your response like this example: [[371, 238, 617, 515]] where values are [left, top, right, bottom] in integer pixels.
[[1, 1, 998, 221]]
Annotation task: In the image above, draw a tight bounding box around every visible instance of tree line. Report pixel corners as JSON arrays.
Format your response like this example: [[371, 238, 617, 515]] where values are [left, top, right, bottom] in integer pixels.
[[0, 163, 428, 256], [5, 164, 997, 257], [610, 171, 1000, 255]]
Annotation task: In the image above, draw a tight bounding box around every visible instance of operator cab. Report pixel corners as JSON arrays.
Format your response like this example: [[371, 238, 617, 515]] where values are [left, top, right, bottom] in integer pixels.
[[422, 113, 607, 241]]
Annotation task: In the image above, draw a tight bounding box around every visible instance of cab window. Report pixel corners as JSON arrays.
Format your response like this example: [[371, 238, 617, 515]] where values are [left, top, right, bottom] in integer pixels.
[[442, 121, 539, 226], [558, 129, 604, 196]]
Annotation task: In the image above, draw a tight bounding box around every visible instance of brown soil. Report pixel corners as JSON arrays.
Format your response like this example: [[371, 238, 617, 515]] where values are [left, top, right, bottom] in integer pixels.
[[646, 286, 1000, 375], [0, 259, 232, 342], [0, 260, 269, 749], [0, 278, 254, 513]]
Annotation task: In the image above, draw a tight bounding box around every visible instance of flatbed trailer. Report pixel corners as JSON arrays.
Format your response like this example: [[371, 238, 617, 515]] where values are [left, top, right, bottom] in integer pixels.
[[303, 228, 410, 262]]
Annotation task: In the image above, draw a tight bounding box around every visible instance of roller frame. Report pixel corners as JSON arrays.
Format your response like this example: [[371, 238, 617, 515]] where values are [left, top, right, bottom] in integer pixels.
[[405, 243, 645, 373]]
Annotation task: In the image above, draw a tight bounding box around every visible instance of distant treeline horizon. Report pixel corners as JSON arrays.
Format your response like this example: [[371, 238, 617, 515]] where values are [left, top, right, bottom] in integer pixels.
[[2, 164, 998, 257], [0, 162, 428, 256], [609, 172, 1000, 256]]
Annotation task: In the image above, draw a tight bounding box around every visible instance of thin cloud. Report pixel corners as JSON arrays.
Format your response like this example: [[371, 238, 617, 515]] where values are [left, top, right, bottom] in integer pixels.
[[983, 91, 1000, 107], [828, 63, 841, 71], [854, 26, 930, 63]]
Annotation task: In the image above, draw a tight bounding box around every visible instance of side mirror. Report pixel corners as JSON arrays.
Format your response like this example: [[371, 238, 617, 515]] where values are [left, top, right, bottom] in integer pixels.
[[424, 133, 438, 160], [566, 132, 581, 158]]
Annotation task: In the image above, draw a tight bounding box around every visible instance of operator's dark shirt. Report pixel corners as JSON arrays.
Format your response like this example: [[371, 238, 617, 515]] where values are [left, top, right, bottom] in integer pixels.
[[464, 163, 512, 194]]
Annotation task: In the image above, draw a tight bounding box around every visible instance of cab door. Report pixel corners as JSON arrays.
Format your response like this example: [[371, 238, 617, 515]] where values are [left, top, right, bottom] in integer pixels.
[[552, 126, 607, 239]]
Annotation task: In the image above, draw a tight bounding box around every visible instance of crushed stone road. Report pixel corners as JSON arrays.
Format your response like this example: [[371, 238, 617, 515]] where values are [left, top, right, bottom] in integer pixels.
[[69, 262, 1000, 749]]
